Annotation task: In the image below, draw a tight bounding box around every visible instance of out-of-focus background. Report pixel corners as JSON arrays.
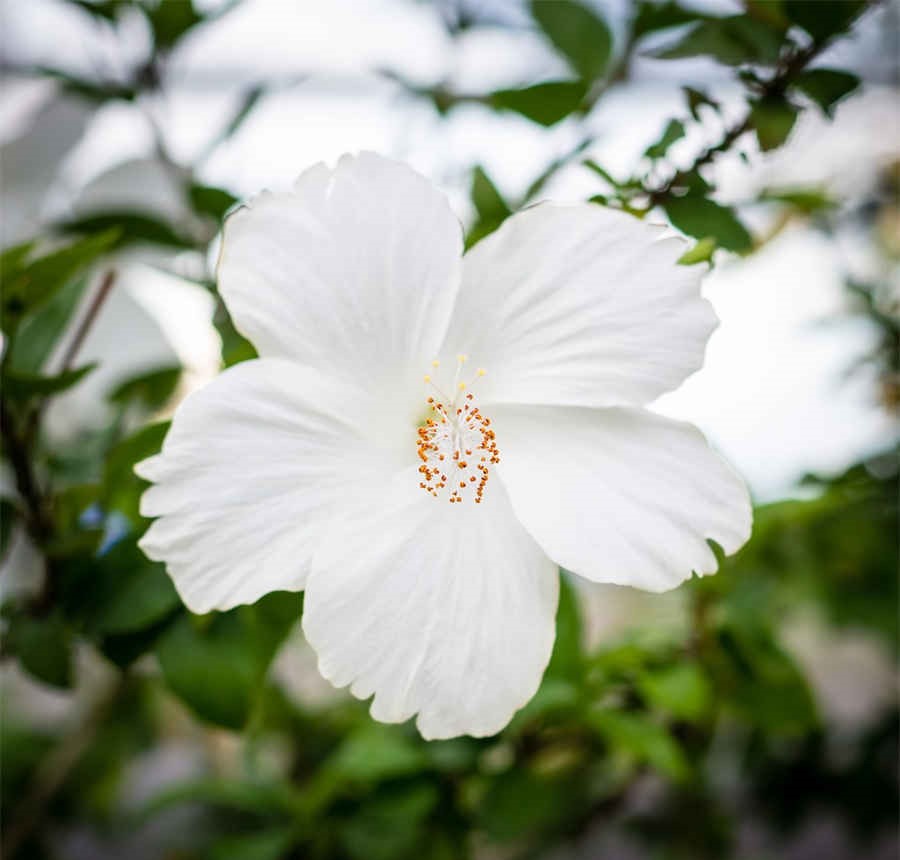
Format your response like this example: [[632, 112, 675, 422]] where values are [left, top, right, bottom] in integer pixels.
[[0, 1, 897, 858]]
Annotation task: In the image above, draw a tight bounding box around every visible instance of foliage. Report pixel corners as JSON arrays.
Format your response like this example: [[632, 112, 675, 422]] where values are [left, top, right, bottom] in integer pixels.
[[0, 1, 894, 859]]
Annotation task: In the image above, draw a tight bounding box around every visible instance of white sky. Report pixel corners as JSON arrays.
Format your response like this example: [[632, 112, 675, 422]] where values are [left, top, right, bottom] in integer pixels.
[[1, 0, 897, 500]]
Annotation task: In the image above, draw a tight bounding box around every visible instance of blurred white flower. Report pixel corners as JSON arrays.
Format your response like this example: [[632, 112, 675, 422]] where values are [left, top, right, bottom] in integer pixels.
[[136, 152, 751, 739]]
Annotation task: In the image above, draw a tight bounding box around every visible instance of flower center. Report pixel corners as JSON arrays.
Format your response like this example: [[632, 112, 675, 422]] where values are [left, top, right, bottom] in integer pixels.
[[416, 356, 500, 504]]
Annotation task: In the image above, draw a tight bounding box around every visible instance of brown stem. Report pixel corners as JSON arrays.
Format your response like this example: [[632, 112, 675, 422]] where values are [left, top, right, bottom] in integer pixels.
[[55, 269, 116, 376]]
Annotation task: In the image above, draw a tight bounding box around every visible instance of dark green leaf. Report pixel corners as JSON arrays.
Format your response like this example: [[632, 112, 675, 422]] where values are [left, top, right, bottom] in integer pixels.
[[749, 96, 799, 151], [0, 241, 36, 275], [655, 15, 785, 66], [530, 0, 613, 82], [467, 166, 512, 248], [70, 0, 129, 23], [54, 213, 191, 250], [637, 663, 713, 721], [489, 80, 586, 126], [209, 829, 297, 860], [7, 278, 88, 373], [2, 230, 119, 331], [784, 0, 866, 43], [145, 0, 204, 49], [546, 573, 584, 681], [2, 363, 96, 401], [108, 365, 182, 412], [101, 421, 170, 525], [644, 119, 685, 159], [35, 66, 137, 102], [0, 498, 17, 557], [683, 86, 720, 120], [329, 724, 428, 783], [664, 197, 753, 253], [6, 614, 73, 689], [760, 186, 837, 212], [793, 68, 860, 116], [190, 184, 239, 221], [633, 0, 698, 38], [155, 591, 301, 729]]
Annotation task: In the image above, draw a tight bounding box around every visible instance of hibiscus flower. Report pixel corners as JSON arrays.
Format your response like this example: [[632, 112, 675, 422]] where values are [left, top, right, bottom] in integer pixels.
[[137, 152, 751, 739]]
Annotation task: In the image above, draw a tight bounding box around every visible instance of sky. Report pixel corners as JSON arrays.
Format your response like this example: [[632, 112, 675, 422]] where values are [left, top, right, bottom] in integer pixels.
[[0, 0, 897, 501]]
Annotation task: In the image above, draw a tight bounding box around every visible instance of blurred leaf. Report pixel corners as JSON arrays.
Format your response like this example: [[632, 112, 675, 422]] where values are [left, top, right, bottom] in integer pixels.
[[677, 236, 717, 265], [6, 613, 73, 689], [489, 80, 586, 126], [70, 1, 130, 22], [211, 84, 267, 150], [190, 184, 239, 221], [784, 0, 866, 43], [102, 421, 170, 525], [664, 197, 752, 252], [589, 711, 689, 781], [155, 591, 301, 729], [530, 0, 613, 82], [1, 230, 119, 332], [145, 0, 203, 49], [638, 663, 713, 721], [683, 85, 720, 120], [633, 0, 698, 38], [2, 364, 96, 401], [655, 15, 785, 66], [0, 498, 17, 557], [55, 213, 192, 250], [209, 829, 297, 860], [760, 186, 837, 212], [35, 66, 137, 102], [329, 724, 428, 783], [583, 158, 622, 188], [108, 365, 181, 412], [644, 118, 685, 159], [793, 68, 860, 116], [141, 777, 299, 820], [749, 96, 799, 151], [547, 573, 584, 681], [467, 166, 511, 248], [7, 278, 88, 373], [0, 240, 36, 273]]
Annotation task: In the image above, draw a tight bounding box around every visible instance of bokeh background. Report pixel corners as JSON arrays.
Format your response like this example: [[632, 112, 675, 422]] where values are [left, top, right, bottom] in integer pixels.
[[1, 1, 897, 858]]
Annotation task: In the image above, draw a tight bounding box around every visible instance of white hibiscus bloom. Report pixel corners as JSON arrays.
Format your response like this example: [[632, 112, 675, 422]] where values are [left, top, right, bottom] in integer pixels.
[[136, 152, 751, 740]]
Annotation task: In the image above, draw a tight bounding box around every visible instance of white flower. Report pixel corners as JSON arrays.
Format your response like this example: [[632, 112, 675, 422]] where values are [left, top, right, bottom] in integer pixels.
[[136, 152, 752, 740]]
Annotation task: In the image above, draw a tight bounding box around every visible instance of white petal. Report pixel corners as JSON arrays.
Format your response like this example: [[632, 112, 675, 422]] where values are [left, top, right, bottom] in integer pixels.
[[217, 152, 462, 390], [444, 204, 716, 408], [492, 405, 752, 592], [137, 359, 390, 613], [302, 470, 559, 739]]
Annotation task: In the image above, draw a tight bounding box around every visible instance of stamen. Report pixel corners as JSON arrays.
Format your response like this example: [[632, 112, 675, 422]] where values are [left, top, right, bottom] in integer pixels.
[[415, 360, 499, 505]]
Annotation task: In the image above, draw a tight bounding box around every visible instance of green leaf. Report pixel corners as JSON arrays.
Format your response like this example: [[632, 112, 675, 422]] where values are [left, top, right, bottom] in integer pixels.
[[546, 572, 584, 681], [108, 365, 182, 412], [145, 0, 204, 49], [7, 278, 88, 373], [530, 0, 613, 82], [329, 724, 428, 783], [633, 0, 698, 38], [155, 591, 301, 729], [6, 614, 73, 689], [637, 663, 713, 721], [0, 498, 17, 557], [2, 363, 96, 401], [190, 184, 239, 221], [589, 711, 689, 781], [467, 166, 511, 248], [749, 96, 799, 151], [655, 15, 785, 66], [54, 213, 191, 250], [489, 80, 586, 126], [760, 186, 837, 212], [209, 830, 297, 860], [663, 197, 753, 253], [101, 421, 170, 525], [793, 68, 860, 117], [0, 241, 36, 274], [35, 66, 137, 102], [677, 236, 717, 265], [2, 230, 119, 332], [644, 118, 685, 159], [784, 0, 866, 43], [683, 86, 720, 120]]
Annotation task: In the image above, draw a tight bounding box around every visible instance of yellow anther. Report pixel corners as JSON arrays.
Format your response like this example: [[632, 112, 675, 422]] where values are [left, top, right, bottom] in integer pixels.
[[423, 374, 431, 383], [476, 368, 486, 377], [431, 359, 440, 368], [458, 382, 466, 391], [457, 353, 468, 363]]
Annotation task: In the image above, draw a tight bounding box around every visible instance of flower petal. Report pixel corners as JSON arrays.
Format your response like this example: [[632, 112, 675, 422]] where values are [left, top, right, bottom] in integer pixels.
[[138, 359, 391, 613], [444, 204, 716, 407], [492, 405, 752, 592], [218, 152, 462, 390], [302, 470, 559, 739]]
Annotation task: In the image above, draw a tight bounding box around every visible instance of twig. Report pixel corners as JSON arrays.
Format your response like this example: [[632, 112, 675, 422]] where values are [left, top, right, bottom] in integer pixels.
[[54, 269, 117, 376]]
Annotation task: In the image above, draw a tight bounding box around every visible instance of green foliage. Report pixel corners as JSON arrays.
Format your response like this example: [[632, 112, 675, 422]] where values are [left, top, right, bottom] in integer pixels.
[[794, 67, 860, 116], [2, 363, 96, 401], [644, 118, 686, 159], [466, 166, 511, 247], [749, 95, 799, 151], [489, 80, 587, 126], [530, 0, 613, 83], [784, 0, 867, 43], [5, 613, 73, 688], [155, 592, 301, 729], [654, 15, 786, 66], [632, 0, 697, 39], [663, 196, 753, 253]]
